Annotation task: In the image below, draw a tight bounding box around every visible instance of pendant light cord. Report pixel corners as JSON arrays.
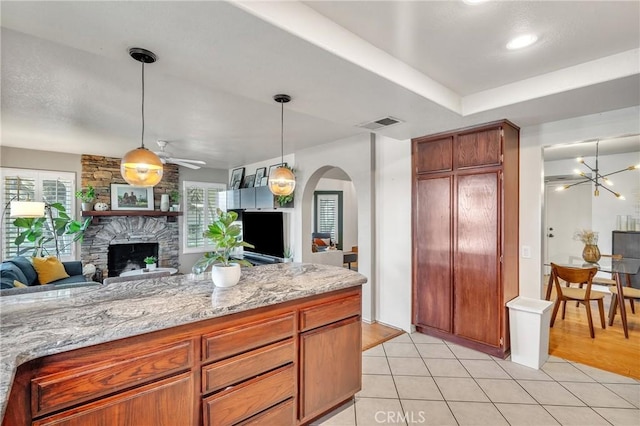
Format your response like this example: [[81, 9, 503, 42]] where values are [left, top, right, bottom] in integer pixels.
[[141, 62, 145, 149], [280, 100, 284, 165]]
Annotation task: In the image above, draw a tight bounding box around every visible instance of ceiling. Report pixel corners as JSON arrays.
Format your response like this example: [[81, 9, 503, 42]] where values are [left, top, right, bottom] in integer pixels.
[[1, 1, 639, 170]]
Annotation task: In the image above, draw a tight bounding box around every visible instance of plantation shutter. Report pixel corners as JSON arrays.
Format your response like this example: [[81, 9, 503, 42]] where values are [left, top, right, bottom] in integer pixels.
[[1, 168, 76, 261], [314, 191, 342, 245], [183, 181, 226, 253]]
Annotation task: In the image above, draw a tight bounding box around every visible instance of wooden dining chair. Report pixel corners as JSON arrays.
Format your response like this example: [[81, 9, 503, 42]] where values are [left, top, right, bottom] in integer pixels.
[[549, 263, 607, 338], [609, 284, 640, 326]]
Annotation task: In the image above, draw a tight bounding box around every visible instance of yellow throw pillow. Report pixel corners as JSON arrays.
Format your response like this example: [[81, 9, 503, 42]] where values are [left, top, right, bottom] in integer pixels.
[[13, 280, 27, 288], [32, 256, 70, 284]]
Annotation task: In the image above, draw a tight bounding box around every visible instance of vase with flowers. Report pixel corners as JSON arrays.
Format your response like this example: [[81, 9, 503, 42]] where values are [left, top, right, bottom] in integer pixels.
[[574, 229, 601, 263]]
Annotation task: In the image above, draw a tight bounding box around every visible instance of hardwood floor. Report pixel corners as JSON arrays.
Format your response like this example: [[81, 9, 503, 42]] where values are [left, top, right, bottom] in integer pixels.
[[361, 321, 404, 351], [546, 283, 640, 379]]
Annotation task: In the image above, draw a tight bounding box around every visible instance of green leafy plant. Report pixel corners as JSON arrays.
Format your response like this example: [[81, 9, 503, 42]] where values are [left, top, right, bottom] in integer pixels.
[[283, 246, 293, 259], [193, 209, 254, 270], [276, 192, 294, 207], [13, 203, 91, 258], [75, 185, 95, 203], [143, 256, 157, 265], [169, 189, 180, 204]]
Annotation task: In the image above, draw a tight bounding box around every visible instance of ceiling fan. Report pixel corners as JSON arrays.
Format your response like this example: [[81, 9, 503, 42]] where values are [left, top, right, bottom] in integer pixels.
[[154, 140, 206, 170]]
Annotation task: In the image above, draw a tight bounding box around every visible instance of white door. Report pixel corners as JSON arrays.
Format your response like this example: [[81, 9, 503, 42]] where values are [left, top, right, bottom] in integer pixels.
[[544, 180, 592, 273]]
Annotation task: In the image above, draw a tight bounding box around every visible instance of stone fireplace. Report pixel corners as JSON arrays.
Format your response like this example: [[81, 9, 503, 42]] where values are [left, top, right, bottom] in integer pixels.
[[81, 216, 179, 278], [79, 155, 180, 278]]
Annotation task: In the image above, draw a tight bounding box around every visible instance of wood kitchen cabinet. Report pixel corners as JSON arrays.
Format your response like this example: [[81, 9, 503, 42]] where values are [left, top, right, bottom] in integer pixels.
[[412, 120, 519, 357], [298, 295, 362, 423], [3, 287, 361, 426]]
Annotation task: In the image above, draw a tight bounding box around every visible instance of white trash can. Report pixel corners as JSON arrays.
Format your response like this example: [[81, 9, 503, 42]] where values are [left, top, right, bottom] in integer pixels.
[[506, 296, 554, 370]]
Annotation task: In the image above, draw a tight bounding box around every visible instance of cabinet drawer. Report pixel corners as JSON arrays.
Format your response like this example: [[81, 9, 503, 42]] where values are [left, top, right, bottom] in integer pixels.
[[202, 339, 295, 394], [237, 398, 295, 426], [203, 364, 295, 426], [31, 340, 193, 416], [33, 372, 194, 426], [202, 313, 295, 363], [300, 294, 360, 332]]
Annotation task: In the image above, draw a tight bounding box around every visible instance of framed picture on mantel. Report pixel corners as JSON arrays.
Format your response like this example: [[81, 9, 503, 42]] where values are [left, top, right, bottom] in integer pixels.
[[111, 184, 154, 211]]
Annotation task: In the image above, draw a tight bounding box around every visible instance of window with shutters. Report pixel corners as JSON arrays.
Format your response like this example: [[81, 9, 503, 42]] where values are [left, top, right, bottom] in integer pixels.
[[183, 181, 227, 253], [314, 191, 343, 249], [1, 168, 76, 260]]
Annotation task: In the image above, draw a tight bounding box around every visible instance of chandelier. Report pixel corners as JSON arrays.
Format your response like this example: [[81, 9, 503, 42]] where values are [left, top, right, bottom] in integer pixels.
[[555, 140, 639, 199]]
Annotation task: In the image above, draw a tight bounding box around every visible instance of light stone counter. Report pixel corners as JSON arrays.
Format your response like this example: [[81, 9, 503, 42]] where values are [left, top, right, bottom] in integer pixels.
[[0, 263, 366, 419]]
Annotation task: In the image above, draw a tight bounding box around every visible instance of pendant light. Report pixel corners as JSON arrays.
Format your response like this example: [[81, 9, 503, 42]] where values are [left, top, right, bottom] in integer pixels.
[[120, 48, 163, 187], [269, 94, 296, 196]]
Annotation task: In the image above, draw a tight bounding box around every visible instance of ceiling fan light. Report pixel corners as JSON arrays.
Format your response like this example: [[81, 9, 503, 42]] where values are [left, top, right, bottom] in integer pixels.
[[268, 167, 296, 196], [121, 147, 163, 187]]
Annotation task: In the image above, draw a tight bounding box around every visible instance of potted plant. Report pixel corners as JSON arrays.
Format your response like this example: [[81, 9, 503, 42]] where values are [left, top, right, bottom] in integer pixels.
[[13, 202, 91, 258], [574, 229, 601, 263], [193, 208, 254, 288], [283, 246, 293, 263], [75, 185, 96, 211], [169, 190, 181, 212], [143, 256, 157, 271]]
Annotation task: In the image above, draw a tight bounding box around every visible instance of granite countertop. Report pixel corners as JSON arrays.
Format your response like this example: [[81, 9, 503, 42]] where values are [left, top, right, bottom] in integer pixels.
[[0, 263, 366, 419]]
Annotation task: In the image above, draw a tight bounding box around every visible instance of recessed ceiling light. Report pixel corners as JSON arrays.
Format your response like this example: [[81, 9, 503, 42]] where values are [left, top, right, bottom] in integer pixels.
[[506, 34, 538, 50], [463, 0, 488, 4]]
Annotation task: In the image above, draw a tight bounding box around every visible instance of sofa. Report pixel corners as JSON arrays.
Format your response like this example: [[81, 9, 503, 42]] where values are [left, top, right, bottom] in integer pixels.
[[0, 256, 97, 296]]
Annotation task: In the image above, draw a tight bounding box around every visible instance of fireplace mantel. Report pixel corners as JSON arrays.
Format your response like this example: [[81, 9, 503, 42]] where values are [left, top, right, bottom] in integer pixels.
[[82, 210, 182, 224]]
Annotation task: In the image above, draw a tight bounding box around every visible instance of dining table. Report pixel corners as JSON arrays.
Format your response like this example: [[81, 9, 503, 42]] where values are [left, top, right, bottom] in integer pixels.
[[545, 256, 640, 338]]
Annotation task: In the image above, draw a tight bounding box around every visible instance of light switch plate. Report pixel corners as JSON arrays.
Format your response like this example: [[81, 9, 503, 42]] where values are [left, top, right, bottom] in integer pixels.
[[521, 245, 531, 258]]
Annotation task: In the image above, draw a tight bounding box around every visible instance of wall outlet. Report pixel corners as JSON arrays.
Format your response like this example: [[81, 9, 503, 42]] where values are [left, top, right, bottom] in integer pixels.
[[521, 245, 531, 259]]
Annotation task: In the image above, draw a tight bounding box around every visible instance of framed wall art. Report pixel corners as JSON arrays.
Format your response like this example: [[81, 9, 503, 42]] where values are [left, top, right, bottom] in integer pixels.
[[111, 184, 154, 210], [255, 167, 267, 186], [230, 167, 245, 190]]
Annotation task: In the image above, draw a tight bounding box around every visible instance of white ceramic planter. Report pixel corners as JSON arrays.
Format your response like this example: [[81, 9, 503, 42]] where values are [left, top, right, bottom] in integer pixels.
[[211, 263, 241, 288], [146, 263, 157, 271]]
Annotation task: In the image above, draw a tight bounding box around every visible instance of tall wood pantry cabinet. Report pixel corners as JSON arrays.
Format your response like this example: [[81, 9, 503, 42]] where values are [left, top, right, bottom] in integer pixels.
[[412, 120, 519, 358]]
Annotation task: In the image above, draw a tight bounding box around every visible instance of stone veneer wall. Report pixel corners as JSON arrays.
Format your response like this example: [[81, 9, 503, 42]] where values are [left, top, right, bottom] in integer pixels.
[[80, 155, 180, 277]]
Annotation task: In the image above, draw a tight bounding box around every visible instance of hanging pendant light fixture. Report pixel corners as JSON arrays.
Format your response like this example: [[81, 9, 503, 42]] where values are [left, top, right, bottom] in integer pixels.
[[120, 47, 163, 187], [555, 139, 639, 199], [269, 94, 296, 197]]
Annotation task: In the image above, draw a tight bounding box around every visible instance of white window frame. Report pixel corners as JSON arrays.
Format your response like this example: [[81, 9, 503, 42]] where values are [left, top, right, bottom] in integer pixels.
[[1, 168, 77, 261], [182, 181, 227, 254]]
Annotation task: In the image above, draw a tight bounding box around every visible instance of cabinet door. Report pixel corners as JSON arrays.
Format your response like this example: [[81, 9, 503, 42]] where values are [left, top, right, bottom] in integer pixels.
[[226, 190, 241, 210], [414, 176, 452, 332], [299, 316, 361, 422], [455, 128, 502, 169], [414, 136, 453, 174], [454, 172, 501, 347], [33, 373, 195, 426], [240, 188, 256, 209]]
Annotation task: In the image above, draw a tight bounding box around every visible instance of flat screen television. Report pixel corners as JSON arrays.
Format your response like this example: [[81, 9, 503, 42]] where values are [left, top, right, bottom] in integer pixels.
[[241, 211, 285, 259]]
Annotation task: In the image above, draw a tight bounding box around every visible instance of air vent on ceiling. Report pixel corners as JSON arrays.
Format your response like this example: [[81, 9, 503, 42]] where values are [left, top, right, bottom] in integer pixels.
[[358, 116, 403, 130]]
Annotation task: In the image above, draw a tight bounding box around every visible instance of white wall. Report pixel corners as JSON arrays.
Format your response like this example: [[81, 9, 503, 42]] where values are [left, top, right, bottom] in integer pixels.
[[294, 133, 375, 322], [545, 151, 640, 256], [375, 135, 412, 331], [314, 177, 358, 251]]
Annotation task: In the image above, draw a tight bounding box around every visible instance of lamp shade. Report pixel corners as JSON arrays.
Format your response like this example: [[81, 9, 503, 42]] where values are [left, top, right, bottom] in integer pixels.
[[268, 166, 296, 196], [10, 201, 45, 218], [120, 147, 163, 187]]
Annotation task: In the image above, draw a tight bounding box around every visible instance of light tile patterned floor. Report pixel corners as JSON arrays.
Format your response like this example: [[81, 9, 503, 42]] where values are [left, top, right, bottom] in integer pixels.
[[312, 333, 640, 426]]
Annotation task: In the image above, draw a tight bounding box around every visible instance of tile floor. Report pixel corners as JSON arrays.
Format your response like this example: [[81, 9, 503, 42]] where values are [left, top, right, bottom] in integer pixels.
[[312, 333, 640, 426]]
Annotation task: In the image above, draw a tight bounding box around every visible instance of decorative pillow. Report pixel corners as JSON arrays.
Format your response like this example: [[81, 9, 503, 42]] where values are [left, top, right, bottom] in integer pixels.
[[0, 262, 28, 285], [314, 238, 331, 247], [31, 256, 70, 285], [13, 280, 27, 288], [7, 256, 38, 285]]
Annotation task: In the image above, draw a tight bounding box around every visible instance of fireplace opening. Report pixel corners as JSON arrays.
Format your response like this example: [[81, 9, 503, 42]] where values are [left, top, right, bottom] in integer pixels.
[[108, 243, 159, 277]]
